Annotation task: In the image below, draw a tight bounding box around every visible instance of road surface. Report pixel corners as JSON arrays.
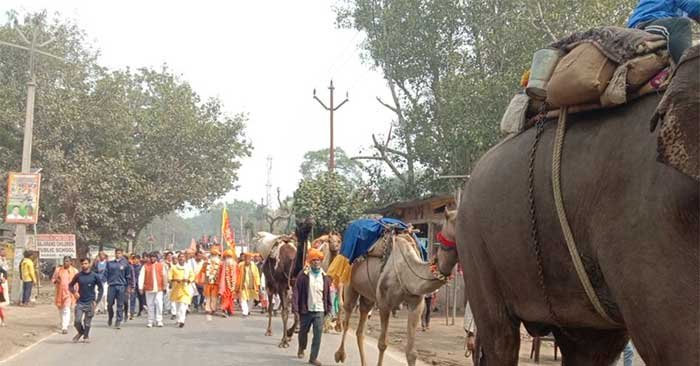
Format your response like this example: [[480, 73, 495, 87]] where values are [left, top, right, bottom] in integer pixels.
[[0, 311, 425, 366]]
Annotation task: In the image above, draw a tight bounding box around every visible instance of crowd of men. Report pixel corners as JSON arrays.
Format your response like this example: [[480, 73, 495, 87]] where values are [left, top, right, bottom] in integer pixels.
[[39, 247, 270, 340]]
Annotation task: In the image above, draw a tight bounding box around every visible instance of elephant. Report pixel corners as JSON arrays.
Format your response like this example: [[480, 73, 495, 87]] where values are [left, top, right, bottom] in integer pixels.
[[450, 45, 698, 366]]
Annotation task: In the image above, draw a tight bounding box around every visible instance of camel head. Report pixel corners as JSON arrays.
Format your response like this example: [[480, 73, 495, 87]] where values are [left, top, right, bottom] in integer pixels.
[[434, 209, 459, 279], [651, 44, 699, 181], [295, 217, 315, 241], [328, 232, 342, 254]]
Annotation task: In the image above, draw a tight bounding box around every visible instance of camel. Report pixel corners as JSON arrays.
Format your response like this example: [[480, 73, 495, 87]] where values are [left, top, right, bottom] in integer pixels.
[[312, 232, 341, 271], [261, 221, 313, 348], [333, 225, 457, 366]]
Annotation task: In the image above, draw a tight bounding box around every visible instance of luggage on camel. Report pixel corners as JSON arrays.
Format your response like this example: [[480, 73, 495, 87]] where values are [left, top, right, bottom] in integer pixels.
[[327, 218, 427, 286], [501, 26, 673, 134]]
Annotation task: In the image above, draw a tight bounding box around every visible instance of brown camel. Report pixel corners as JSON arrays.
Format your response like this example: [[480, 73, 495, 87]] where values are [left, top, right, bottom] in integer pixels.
[[449, 46, 699, 365], [334, 227, 457, 366], [262, 221, 313, 348]]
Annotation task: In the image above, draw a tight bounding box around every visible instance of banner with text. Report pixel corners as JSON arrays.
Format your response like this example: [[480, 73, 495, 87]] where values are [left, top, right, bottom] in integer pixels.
[[5, 172, 41, 224], [37, 234, 76, 259]]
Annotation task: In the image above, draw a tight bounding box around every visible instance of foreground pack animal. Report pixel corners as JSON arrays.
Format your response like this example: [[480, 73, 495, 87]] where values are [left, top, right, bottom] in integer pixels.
[[455, 45, 698, 365], [334, 227, 456, 366]]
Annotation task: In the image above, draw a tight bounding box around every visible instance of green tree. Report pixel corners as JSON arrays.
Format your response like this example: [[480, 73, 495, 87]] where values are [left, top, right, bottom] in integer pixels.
[[293, 172, 367, 234], [336, 0, 636, 196], [0, 11, 252, 253], [300, 147, 364, 183]]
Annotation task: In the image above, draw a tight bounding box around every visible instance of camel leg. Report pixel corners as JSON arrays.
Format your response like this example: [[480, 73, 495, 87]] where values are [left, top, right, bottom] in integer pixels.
[[286, 310, 299, 339], [356, 296, 374, 366], [279, 290, 290, 348], [376, 308, 391, 366], [554, 328, 627, 366], [403, 300, 423, 366], [265, 291, 274, 336], [335, 285, 360, 363]]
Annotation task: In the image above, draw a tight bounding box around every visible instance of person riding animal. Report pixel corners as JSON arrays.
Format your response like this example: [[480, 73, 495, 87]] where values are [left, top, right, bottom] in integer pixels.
[[628, 0, 700, 64]]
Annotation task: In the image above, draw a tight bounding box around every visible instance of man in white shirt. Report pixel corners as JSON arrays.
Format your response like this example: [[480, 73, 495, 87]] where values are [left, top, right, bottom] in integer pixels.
[[292, 249, 332, 366], [138, 252, 169, 327]]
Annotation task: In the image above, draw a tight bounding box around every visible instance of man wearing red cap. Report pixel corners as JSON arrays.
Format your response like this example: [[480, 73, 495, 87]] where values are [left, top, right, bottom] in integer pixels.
[[236, 252, 261, 317], [293, 248, 332, 366], [218, 249, 238, 317]]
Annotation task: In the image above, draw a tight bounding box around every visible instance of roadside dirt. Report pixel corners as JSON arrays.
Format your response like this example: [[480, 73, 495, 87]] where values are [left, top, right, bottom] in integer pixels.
[[0, 292, 58, 362], [347, 309, 560, 366]]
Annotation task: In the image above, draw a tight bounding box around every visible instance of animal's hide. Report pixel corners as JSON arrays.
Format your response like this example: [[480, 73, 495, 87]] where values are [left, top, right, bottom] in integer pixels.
[[550, 26, 666, 64], [651, 46, 700, 181]]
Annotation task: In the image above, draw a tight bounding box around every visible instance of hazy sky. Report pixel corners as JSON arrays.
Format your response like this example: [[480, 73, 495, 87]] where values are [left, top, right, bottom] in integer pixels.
[[5, 1, 394, 209]]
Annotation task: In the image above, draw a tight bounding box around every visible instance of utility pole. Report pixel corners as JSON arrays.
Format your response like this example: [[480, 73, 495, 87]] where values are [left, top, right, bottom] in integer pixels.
[[265, 156, 273, 208], [0, 20, 65, 303], [313, 80, 349, 173]]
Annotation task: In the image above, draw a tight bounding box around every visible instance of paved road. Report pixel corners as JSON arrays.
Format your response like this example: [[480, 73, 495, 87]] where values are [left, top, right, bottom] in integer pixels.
[[1, 311, 425, 366]]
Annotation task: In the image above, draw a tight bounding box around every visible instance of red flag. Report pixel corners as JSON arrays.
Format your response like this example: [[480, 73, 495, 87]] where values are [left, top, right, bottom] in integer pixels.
[[221, 207, 236, 252]]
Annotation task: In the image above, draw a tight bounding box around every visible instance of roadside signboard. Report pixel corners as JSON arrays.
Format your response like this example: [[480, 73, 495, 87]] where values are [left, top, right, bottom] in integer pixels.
[[36, 234, 76, 260], [5, 172, 41, 224]]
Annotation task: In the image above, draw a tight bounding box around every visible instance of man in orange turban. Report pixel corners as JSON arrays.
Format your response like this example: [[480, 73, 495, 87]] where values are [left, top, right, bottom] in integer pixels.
[[307, 248, 325, 263], [293, 248, 331, 365]]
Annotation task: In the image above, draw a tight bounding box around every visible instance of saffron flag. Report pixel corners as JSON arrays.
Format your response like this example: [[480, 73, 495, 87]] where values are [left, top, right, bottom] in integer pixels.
[[189, 238, 197, 252], [221, 206, 237, 256]]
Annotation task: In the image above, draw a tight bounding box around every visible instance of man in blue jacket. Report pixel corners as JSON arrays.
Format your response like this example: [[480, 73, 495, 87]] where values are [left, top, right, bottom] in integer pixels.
[[70, 258, 104, 342], [104, 248, 132, 328], [628, 0, 700, 63]]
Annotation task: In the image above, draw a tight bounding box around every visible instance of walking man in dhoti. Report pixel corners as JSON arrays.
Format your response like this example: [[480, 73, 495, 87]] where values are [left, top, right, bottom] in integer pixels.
[[169, 253, 194, 327], [52, 256, 78, 334]]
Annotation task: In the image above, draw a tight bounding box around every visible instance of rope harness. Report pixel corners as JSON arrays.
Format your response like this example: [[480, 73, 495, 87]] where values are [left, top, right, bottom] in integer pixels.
[[551, 107, 620, 326], [528, 106, 620, 328]]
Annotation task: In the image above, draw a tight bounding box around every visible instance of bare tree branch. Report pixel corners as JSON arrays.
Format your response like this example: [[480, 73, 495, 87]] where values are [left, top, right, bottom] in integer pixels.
[[372, 134, 408, 158], [351, 156, 384, 161], [526, 1, 558, 42], [376, 96, 398, 113]]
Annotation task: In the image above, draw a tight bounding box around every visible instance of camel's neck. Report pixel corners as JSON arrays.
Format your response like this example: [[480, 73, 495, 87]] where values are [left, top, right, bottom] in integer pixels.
[[392, 236, 445, 296]]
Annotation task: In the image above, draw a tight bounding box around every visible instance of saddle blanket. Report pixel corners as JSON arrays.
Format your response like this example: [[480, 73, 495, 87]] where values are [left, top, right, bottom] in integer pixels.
[[328, 217, 427, 285]]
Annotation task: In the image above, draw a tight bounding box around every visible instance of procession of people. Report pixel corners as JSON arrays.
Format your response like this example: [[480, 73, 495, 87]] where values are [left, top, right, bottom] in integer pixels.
[[39, 245, 273, 334]]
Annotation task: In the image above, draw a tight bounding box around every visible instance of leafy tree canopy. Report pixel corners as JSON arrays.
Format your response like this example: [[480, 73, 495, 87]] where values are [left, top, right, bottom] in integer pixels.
[[336, 0, 636, 198], [299, 147, 364, 184], [293, 172, 367, 234], [0, 11, 251, 253]]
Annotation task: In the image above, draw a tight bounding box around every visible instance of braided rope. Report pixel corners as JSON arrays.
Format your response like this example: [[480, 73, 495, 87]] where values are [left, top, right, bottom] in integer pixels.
[[551, 106, 620, 326]]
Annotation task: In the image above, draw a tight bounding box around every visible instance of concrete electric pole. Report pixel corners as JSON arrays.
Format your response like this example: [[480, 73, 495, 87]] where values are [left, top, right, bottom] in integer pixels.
[[0, 21, 65, 303], [313, 80, 349, 173]]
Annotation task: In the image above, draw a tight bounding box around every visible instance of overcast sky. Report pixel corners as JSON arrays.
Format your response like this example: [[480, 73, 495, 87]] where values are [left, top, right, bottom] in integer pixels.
[[5, 1, 394, 210]]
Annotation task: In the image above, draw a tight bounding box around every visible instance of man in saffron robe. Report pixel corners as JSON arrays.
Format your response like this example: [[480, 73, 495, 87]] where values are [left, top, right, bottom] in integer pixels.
[[218, 249, 238, 317], [201, 247, 221, 319], [52, 256, 78, 334], [169, 253, 194, 327], [236, 252, 261, 317]]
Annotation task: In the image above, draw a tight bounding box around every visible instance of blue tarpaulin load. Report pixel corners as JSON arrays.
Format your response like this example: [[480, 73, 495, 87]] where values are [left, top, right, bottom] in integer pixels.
[[328, 217, 427, 285]]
